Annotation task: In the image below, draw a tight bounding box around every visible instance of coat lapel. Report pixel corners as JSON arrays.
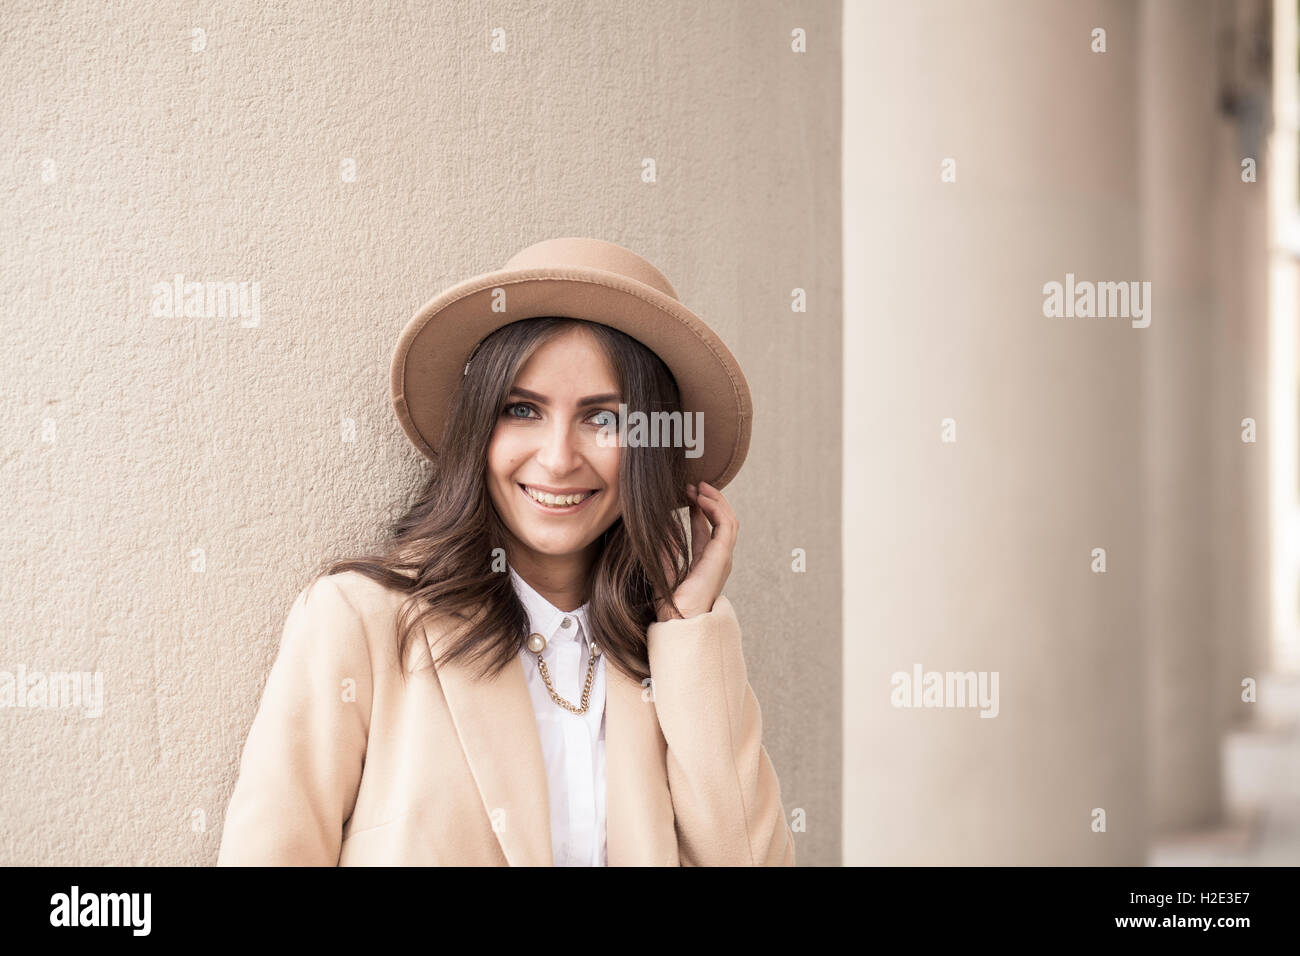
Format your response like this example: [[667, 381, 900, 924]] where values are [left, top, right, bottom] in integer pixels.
[[423, 607, 553, 866], [424, 604, 679, 866], [605, 657, 679, 866]]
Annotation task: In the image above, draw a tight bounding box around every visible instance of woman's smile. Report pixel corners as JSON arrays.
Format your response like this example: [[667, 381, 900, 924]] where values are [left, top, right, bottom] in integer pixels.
[[518, 482, 602, 512]]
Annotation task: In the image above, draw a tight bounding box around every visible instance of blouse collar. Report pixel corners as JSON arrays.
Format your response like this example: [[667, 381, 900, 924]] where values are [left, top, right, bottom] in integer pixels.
[[508, 566, 591, 644]]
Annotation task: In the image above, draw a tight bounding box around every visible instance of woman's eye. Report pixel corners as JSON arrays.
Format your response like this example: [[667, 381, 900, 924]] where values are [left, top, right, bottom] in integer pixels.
[[503, 403, 537, 420], [589, 410, 617, 428]]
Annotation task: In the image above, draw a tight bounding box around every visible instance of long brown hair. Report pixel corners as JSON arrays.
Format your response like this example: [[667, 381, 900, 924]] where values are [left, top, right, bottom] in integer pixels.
[[314, 316, 692, 685]]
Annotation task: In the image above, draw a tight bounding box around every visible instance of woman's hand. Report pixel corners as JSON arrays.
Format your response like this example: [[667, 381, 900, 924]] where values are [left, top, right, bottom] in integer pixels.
[[655, 480, 738, 622]]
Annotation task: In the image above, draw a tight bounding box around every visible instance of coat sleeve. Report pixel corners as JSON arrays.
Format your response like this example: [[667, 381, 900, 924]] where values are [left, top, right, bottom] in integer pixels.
[[646, 595, 796, 866], [216, 574, 374, 866]]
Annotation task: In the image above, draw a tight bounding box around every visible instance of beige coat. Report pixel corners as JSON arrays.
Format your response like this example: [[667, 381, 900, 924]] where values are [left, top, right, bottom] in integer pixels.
[[216, 570, 795, 866]]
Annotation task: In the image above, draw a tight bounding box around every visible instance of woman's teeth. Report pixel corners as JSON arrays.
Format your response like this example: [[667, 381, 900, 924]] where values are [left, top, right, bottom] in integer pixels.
[[523, 485, 595, 507]]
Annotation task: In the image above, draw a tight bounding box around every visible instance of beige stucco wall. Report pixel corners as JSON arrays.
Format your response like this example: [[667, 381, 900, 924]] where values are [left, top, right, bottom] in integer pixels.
[[0, 1, 842, 865]]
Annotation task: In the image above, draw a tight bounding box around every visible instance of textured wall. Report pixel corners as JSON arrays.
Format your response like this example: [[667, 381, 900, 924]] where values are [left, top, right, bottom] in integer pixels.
[[0, 0, 841, 865]]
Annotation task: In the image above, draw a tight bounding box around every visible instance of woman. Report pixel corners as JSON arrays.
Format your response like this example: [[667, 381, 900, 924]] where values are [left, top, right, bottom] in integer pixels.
[[216, 237, 795, 866]]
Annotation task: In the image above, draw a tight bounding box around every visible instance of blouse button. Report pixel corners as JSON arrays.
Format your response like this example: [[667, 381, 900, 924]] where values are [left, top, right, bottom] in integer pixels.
[[561, 617, 572, 629]]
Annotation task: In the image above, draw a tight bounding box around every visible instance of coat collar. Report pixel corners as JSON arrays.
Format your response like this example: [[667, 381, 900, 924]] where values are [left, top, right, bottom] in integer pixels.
[[421, 599, 675, 866]]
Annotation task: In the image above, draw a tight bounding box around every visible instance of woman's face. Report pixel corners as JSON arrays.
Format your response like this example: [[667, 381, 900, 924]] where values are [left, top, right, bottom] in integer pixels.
[[486, 326, 623, 565]]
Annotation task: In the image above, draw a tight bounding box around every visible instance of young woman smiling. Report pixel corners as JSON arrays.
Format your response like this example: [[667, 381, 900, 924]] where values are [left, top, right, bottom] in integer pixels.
[[217, 238, 795, 866]]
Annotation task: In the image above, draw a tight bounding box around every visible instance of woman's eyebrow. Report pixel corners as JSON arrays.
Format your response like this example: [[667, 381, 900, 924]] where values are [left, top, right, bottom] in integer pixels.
[[507, 387, 620, 407]]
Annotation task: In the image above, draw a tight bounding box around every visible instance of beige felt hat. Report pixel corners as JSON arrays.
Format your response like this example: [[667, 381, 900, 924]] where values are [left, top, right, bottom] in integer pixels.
[[390, 237, 753, 490]]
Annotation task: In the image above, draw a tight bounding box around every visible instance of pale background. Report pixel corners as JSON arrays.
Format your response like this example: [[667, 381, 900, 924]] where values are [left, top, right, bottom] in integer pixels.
[[0, 1, 841, 865], [4, 0, 1297, 869], [846, 0, 1299, 865]]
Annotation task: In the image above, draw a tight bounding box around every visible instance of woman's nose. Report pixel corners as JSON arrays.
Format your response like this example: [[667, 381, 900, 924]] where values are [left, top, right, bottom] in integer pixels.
[[535, 420, 581, 473]]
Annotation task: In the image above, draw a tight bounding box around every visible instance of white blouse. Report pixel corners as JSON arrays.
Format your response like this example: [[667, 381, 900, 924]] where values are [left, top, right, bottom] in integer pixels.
[[509, 567, 607, 866]]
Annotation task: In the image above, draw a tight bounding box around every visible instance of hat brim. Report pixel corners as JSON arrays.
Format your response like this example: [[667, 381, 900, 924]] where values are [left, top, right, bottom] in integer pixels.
[[391, 266, 752, 490]]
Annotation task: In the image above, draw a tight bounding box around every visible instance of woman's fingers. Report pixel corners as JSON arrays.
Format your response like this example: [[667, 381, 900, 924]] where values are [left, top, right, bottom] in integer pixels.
[[693, 482, 736, 545], [690, 495, 710, 560]]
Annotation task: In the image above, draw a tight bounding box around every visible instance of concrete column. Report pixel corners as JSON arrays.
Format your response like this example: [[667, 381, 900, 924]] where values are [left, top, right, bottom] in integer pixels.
[[845, 0, 1147, 863], [1206, 0, 1273, 746], [1139, 0, 1225, 834]]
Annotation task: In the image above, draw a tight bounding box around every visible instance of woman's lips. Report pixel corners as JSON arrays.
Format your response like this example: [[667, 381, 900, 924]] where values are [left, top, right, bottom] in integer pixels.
[[517, 483, 600, 514]]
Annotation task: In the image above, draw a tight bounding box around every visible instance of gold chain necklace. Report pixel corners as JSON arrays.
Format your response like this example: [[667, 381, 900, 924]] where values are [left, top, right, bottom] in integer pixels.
[[526, 630, 601, 715]]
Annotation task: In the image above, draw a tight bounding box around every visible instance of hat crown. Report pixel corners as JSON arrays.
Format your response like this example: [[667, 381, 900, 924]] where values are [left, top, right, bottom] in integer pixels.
[[502, 237, 680, 301]]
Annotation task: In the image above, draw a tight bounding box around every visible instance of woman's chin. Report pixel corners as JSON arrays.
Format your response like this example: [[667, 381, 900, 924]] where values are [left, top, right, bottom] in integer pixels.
[[507, 518, 607, 557], [516, 533, 596, 557]]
